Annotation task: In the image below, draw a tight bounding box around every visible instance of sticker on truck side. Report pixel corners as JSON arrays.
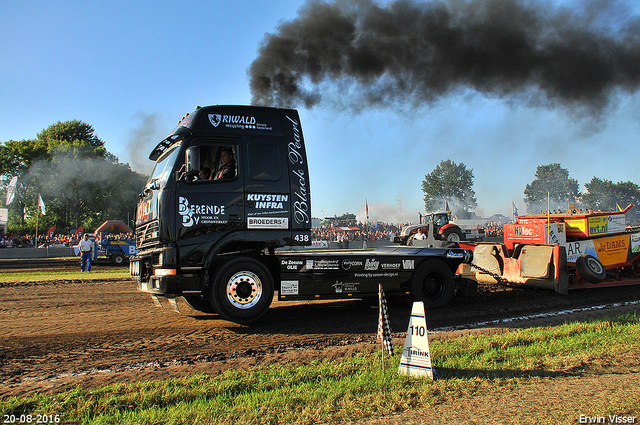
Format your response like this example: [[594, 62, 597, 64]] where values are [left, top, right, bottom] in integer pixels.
[[280, 280, 299, 295], [247, 193, 289, 212], [208, 114, 274, 132], [247, 217, 289, 229], [179, 197, 227, 227]]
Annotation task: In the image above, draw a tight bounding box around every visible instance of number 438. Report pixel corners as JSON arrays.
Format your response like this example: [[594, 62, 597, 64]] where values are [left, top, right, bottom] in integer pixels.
[[294, 234, 309, 242]]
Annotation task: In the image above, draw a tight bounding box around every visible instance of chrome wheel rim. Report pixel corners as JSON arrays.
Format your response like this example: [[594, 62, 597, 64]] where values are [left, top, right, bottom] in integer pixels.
[[226, 271, 262, 309]]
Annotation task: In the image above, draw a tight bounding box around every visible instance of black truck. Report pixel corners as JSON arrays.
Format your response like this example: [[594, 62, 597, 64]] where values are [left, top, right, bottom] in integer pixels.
[[130, 105, 474, 324]]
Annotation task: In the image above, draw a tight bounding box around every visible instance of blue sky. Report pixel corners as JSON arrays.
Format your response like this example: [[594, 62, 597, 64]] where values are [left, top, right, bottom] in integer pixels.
[[2, 0, 639, 224]]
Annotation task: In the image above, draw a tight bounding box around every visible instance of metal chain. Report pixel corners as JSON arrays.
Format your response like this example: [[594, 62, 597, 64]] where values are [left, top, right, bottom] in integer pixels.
[[469, 263, 520, 288]]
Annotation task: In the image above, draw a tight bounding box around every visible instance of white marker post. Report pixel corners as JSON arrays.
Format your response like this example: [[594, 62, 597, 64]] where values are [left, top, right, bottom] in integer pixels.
[[398, 301, 434, 379]]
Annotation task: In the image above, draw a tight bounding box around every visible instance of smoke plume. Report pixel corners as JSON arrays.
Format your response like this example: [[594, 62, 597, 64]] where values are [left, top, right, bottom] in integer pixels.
[[125, 112, 164, 175], [249, 0, 640, 112]]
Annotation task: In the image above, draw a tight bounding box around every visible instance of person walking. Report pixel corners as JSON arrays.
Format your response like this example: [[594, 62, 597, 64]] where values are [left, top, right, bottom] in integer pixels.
[[78, 233, 94, 272]]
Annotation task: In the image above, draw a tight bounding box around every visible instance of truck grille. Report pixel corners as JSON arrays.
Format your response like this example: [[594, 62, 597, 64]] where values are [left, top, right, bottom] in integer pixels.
[[136, 220, 160, 249]]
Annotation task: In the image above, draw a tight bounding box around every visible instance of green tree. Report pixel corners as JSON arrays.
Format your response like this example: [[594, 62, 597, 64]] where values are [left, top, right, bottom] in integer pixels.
[[1, 120, 147, 233], [422, 159, 477, 213], [524, 163, 580, 213], [0, 138, 49, 226], [582, 177, 640, 224], [37, 120, 111, 160], [0, 139, 47, 176]]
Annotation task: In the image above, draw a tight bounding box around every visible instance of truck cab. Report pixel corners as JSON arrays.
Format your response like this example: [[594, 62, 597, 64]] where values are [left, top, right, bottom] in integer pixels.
[[131, 107, 311, 318]]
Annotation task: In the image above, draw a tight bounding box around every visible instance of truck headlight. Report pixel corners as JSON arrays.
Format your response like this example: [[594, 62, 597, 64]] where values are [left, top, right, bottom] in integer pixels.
[[154, 268, 176, 276]]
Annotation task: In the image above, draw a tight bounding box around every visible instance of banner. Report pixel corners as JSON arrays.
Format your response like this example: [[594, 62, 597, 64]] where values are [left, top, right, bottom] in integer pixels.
[[398, 301, 434, 379], [6, 176, 17, 206], [38, 194, 46, 215]]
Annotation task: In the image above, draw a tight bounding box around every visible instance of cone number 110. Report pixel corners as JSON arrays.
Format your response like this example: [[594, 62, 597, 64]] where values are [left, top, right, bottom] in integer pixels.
[[409, 325, 426, 337]]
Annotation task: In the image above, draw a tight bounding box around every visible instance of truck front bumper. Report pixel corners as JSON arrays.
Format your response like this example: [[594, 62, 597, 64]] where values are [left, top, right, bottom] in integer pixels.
[[130, 255, 201, 296], [136, 273, 202, 296], [137, 275, 171, 294]]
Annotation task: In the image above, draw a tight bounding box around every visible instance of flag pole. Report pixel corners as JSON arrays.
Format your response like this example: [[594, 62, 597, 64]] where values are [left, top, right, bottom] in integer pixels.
[[547, 191, 551, 244], [364, 199, 369, 249], [35, 205, 39, 248], [35, 194, 46, 247]]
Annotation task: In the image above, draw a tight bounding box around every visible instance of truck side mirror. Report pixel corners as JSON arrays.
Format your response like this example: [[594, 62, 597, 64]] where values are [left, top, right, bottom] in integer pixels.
[[184, 147, 200, 181], [185, 147, 200, 173]]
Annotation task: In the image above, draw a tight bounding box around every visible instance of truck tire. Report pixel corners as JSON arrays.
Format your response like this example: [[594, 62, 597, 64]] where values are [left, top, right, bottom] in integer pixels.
[[411, 259, 455, 308], [210, 258, 274, 324], [443, 228, 464, 242], [575, 254, 606, 284], [112, 253, 126, 265], [182, 295, 216, 314]]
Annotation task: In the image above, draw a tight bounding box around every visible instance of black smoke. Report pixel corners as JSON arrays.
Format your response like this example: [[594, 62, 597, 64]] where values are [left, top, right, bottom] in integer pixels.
[[249, 0, 640, 112]]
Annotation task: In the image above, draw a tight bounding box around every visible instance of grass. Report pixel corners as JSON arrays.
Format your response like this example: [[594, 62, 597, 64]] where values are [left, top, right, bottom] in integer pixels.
[[1, 313, 639, 424], [0, 268, 130, 283]]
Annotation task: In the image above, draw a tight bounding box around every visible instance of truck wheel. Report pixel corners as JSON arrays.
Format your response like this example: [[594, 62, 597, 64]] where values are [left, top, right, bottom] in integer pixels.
[[411, 259, 455, 308], [443, 228, 464, 242], [210, 258, 274, 324], [182, 295, 216, 314], [112, 254, 126, 265], [575, 254, 606, 284]]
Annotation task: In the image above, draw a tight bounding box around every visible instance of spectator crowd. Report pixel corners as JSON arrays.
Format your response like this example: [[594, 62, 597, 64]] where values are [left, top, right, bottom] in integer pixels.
[[0, 232, 134, 249], [482, 222, 505, 238], [312, 219, 405, 246], [0, 219, 503, 249], [312, 218, 504, 247]]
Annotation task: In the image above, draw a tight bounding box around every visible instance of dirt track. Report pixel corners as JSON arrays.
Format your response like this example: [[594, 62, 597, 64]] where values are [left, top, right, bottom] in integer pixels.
[[2, 258, 640, 400]]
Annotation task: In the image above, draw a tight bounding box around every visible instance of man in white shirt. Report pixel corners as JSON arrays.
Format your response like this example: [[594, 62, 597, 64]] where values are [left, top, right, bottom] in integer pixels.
[[78, 233, 94, 272], [414, 229, 427, 241]]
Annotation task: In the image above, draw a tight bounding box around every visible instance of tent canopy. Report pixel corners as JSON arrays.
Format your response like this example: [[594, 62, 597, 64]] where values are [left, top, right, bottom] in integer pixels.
[[95, 220, 133, 235]]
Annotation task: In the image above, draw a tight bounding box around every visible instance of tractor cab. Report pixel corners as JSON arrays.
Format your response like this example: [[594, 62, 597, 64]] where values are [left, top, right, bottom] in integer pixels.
[[394, 211, 464, 244]]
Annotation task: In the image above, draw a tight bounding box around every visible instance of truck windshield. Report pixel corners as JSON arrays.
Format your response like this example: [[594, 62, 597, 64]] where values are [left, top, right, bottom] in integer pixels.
[[149, 141, 181, 188]]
